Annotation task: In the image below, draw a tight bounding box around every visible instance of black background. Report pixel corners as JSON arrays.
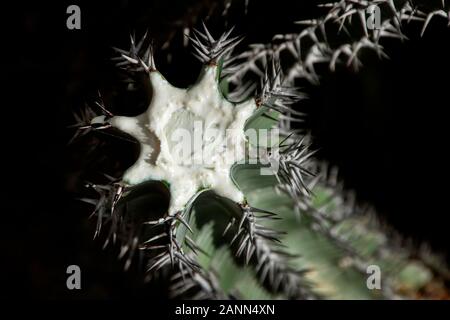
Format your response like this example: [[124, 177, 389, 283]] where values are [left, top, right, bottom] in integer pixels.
[[2, 0, 450, 299]]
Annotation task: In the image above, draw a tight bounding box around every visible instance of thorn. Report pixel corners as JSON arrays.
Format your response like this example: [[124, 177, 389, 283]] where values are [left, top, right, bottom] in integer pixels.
[[175, 212, 193, 233], [222, 217, 235, 236]]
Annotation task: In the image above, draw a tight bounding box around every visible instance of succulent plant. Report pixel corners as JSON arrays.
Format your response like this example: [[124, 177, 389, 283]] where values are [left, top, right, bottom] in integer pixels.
[[72, 0, 450, 299], [229, 0, 450, 85]]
